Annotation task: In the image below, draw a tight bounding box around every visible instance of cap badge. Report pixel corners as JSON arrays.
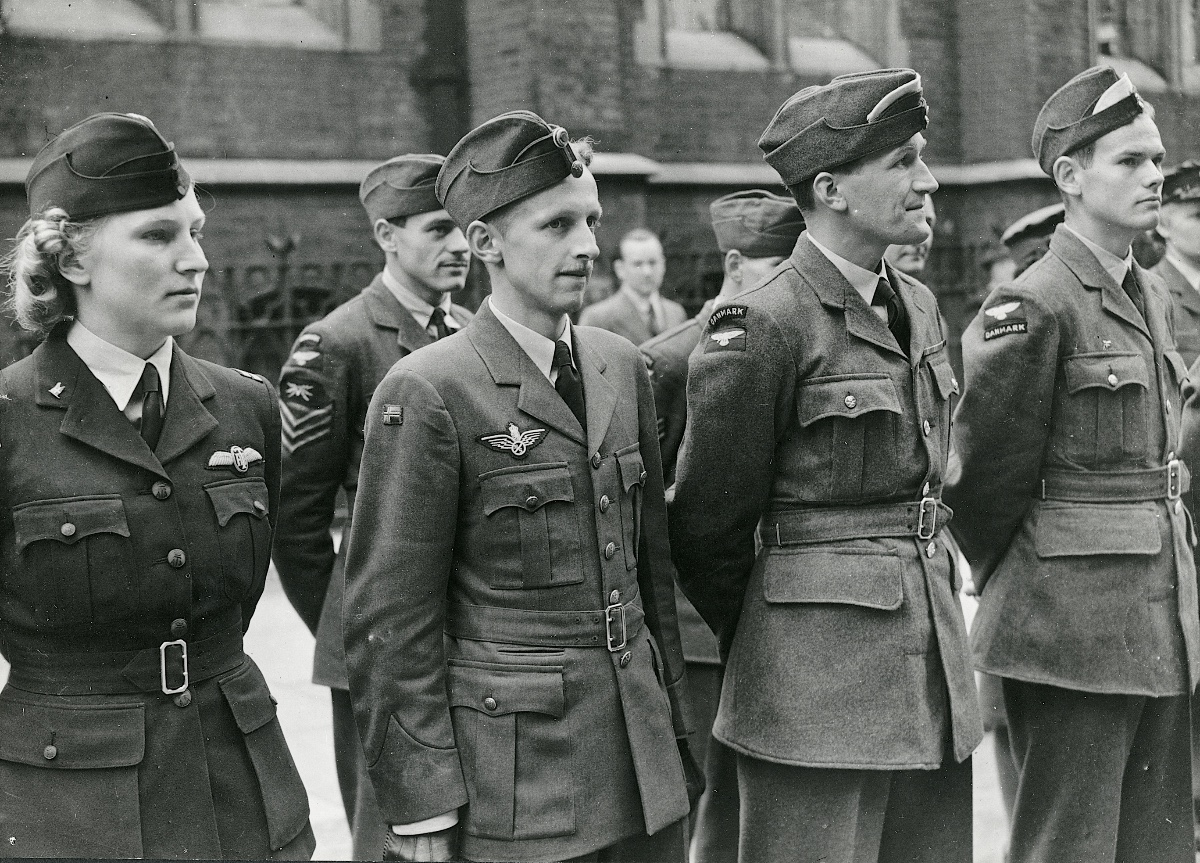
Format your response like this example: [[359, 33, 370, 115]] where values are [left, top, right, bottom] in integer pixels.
[[478, 422, 548, 459], [49, 382, 65, 399], [207, 445, 263, 474]]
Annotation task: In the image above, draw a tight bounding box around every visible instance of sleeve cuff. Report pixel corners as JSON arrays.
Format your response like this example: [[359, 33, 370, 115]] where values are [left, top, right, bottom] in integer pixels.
[[390, 811, 459, 835]]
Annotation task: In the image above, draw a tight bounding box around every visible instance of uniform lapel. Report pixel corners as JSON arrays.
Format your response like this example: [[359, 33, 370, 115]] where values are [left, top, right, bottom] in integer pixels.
[[617, 290, 653, 344], [1050, 226, 1150, 339], [363, 275, 436, 354], [574, 330, 617, 452], [154, 348, 219, 466], [886, 262, 930, 367]]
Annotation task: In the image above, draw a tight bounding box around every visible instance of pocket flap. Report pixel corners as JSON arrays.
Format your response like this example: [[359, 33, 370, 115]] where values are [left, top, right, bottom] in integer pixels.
[[797, 376, 902, 427], [1035, 502, 1162, 557], [12, 495, 129, 553], [929, 358, 959, 400], [615, 443, 646, 492], [447, 660, 565, 718], [480, 464, 574, 517], [763, 550, 903, 610], [1064, 353, 1148, 394], [219, 660, 278, 734], [0, 695, 144, 769], [204, 478, 270, 527]]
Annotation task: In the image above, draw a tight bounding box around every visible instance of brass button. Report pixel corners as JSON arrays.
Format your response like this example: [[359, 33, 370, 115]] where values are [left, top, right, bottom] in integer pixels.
[[252, 500, 266, 514], [619, 651, 632, 668], [167, 549, 187, 568], [599, 495, 611, 513], [525, 495, 539, 508], [151, 481, 172, 500], [483, 696, 498, 711], [922, 482, 931, 496], [639, 470, 647, 484], [43, 744, 57, 760], [1107, 373, 1119, 386], [60, 522, 76, 537], [174, 690, 192, 709], [604, 542, 616, 560], [609, 589, 620, 604], [591, 453, 602, 469], [844, 394, 857, 410], [170, 618, 188, 638], [922, 420, 931, 436], [951, 376, 958, 390], [925, 541, 937, 558]]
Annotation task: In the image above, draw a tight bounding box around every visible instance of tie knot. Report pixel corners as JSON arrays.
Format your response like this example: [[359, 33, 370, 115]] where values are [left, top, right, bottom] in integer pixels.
[[552, 339, 573, 371], [429, 307, 446, 326], [141, 362, 161, 394], [871, 276, 896, 307]]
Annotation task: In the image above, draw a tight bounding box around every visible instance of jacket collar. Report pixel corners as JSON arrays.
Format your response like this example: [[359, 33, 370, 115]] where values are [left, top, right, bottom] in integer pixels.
[[1048, 225, 1149, 338], [362, 273, 437, 353], [1156, 258, 1200, 318]]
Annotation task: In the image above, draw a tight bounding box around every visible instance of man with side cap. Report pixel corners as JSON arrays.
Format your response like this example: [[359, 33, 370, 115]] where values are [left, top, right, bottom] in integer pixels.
[[1153, 161, 1200, 366], [670, 70, 982, 863], [945, 67, 1198, 863], [272, 154, 473, 859], [641, 189, 804, 863], [1002, 203, 1067, 280], [342, 111, 700, 863]]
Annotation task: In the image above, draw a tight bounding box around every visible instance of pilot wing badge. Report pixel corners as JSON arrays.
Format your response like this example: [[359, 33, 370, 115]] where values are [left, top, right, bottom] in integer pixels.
[[478, 422, 548, 459], [207, 445, 264, 474]]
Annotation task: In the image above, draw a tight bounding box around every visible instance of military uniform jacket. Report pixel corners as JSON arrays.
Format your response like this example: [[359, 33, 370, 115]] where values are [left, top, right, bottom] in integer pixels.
[[273, 274, 473, 689], [946, 226, 1200, 697], [0, 332, 312, 859], [1152, 257, 1200, 367], [670, 235, 982, 771], [579, 290, 688, 345], [342, 302, 690, 862]]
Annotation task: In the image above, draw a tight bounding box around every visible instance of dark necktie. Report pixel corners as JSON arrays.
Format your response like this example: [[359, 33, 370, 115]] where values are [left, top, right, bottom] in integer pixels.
[[138, 362, 164, 450], [1122, 268, 1146, 320], [646, 302, 659, 337], [552, 340, 587, 429], [428, 306, 452, 340], [871, 276, 909, 351]]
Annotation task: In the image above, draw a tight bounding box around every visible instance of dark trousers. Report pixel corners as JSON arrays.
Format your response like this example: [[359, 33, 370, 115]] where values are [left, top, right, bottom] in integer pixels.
[[562, 818, 687, 863], [686, 662, 739, 863], [736, 751, 972, 863], [1003, 678, 1193, 863], [331, 687, 386, 861]]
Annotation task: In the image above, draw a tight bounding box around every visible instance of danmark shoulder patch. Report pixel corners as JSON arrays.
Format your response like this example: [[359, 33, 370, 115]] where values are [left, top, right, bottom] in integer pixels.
[[705, 304, 749, 353]]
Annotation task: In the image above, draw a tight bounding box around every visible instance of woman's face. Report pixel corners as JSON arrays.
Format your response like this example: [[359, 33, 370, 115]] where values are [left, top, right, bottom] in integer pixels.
[[66, 188, 208, 358]]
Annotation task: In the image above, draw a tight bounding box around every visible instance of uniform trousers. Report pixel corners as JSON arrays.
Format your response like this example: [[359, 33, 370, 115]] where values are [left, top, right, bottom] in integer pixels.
[[1003, 678, 1193, 863], [686, 662, 738, 863], [736, 747, 972, 863], [332, 688, 385, 860], [561, 818, 687, 863]]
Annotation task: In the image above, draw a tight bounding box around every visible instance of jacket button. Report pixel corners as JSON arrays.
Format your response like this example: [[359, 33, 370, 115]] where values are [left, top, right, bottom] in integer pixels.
[[253, 500, 267, 514], [639, 470, 647, 484], [604, 542, 616, 560], [609, 589, 620, 604], [174, 690, 192, 708], [60, 522, 76, 537], [170, 618, 188, 638], [844, 394, 857, 410], [922, 420, 931, 436], [591, 453, 602, 469], [168, 549, 187, 568], [525, 495, 539, 508], [151, 481, 172, 500], [43, 744, 57, 760], [599, 495, 610, 512], [1107, 373, 1119, 386], [619, 651, 632, 668], [1176, 499, 1184, 515], [483, 696, 498, 711], [925, 541, 938, 558]]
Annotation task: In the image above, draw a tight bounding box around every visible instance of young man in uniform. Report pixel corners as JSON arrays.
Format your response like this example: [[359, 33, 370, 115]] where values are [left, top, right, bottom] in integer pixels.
[[670, 69, 982, 863], [580, 228, 687, 344], [946, 67, 1199, 862], [1153, 161, 1200, 365], [272, 154, 472, 858], [342, 110, 700, 863]]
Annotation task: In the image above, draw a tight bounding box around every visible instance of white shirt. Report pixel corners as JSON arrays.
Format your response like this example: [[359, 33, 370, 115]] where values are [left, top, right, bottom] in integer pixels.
[[618, 284, 666, 329], [1165, 251, 1200, 293], [66, 321, 172, 423], [805, 231, 890, 322], [1062, 224, 1134, 286], [381, 267, 462, 337], [488, 296, 576, 385]]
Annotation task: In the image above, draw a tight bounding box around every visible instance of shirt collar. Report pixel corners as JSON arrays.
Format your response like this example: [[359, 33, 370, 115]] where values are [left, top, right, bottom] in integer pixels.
[[66, 321, 173, 411], [381, 267, 459, 331], [1062, 224, 1133, 286], [805, 231, 886, 306], [1165, 250, 1200, 292], [487, 297, 572, 383]]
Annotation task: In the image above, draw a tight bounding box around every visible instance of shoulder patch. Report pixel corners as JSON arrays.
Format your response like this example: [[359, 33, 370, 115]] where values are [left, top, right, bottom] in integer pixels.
[[280, 370, 330, 410], [279, 369, 333, 455], [709, 304, 748, 330], [705, 304, 749, 353], [984, 320, 1028, 340]]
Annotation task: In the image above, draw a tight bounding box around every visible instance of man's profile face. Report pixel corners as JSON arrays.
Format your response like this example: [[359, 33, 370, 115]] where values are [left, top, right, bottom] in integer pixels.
[[1158, 200, 1200, 266], [835, 132, 939, 249], [383, 208, 470, 298], [1073, 113, 1165, 234], [614, 235, 666, 298], [489, 169, 602, 318], [884, 196, 937, 276]]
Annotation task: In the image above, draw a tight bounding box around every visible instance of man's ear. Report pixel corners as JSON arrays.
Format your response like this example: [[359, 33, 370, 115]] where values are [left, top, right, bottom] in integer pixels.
[[812, 172, 846, 213], [467, 220, 503, 265], [373, 219, 397, 253], [723, 249, 743, 286], [1053, 155, 1083, 199], [59, 251, 91, 287]]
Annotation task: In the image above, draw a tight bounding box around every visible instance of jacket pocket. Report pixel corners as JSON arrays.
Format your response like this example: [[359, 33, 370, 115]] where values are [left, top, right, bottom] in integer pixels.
[[1034, 502, 1161, 557], [763, 549, 904, 610], [479, 463, 584, 589], [447, 660, 574, 841], [615, 442, 646, 570], [218, 660, 311, 852], [204, 478, 272, 602], [1061, 353, 1149, 464], [0, 691, 144, 858], [796, 375, 902, 500], [11, 495, 136, 626]]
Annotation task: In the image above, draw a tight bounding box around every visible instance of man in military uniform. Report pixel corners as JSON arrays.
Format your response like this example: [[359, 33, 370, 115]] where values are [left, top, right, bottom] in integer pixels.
[[272, 154, 472, 859], [343, 111, 700, 863], [670, 70, 982, 863], [580, 229, 687, 344], [1153, 162, 1200, 366], [946, 67, 1198, 862]]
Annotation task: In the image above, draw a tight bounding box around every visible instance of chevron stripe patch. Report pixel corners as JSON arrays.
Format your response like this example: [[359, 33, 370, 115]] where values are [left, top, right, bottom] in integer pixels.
[[280, 400, 333, 455]]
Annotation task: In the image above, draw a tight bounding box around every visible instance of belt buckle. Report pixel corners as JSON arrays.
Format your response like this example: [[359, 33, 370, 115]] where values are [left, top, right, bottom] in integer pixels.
[[159, 639, 189, 695], [1167, 459, 1183, 501], [605, 603, 627, 652], [917, 497, 938, 540]]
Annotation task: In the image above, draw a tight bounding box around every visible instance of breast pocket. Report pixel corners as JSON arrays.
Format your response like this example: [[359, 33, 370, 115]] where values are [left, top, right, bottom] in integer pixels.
[[1062, 353, 1149, 465], [479, 463, 584, 590], [615, 443, 646, 571], [797, 375, 903, 500], [204, 478, 272, 602], [11, 495, 137, 626]]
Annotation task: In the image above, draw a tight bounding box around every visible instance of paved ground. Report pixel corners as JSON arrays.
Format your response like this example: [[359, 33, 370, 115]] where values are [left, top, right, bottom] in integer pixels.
[[0, 570, 1013, 860]]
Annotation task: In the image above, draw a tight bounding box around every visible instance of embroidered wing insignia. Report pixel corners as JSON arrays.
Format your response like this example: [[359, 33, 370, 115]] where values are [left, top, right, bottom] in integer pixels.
[[710, 328, 745, 347], [984, 301, 1021, 321], [207, 445, 265, 473], [478, 422, 548, 459]]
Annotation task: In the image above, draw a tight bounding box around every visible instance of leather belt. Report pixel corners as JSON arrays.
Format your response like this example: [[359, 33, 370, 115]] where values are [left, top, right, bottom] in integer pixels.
[[5, 627, 245, 696], [758, 498, 953, 546], [445, 595, 645, 653], [1040, 460, 1190, 503]]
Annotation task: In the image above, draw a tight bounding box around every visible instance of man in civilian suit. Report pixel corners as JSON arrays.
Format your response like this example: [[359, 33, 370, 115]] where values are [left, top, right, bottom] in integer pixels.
[[580, 228, 687, 344], [1153, 161, 1200, 366]]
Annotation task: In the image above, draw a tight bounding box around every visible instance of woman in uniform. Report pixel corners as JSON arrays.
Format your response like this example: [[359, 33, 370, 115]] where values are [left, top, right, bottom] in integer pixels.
[[0, 113, 315, 860]]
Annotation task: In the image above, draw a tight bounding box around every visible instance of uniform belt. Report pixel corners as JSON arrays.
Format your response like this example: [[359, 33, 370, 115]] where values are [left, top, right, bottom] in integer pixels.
[[5, 627, 245, 696], [1040, 460, 1190, 503], [758, 498, 953, 546], [445, 596, 645, 652]]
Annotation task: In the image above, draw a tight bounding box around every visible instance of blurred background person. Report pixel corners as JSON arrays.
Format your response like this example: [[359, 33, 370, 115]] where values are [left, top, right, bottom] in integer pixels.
[[580, 228, 686, 343], [1152, 161, 1200, 366]]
